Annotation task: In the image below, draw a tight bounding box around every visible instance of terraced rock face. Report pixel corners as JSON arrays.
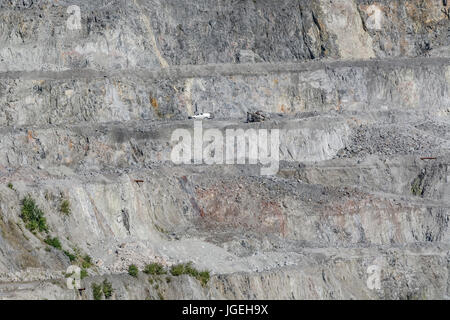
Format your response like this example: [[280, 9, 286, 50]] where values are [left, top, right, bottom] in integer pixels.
[[0, 0, 449, 300]]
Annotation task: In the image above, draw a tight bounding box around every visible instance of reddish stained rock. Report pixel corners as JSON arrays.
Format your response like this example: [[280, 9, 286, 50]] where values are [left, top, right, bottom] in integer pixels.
[[194, 184, 287, 236]]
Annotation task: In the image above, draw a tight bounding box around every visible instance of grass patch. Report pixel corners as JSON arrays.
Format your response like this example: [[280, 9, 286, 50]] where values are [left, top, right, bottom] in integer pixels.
[[44, 236, 62, 250], [80, 269, 88, 279], [411, 176, 424, 196], [64, 248, 93, 269], [102, 279, 114, 299], [81, 254, 92, 268], [61, 247, 93, 269], [169, 262, 210, 286], [128, 264, 138, 277], [197, 271, 211, 287], [143, 262, 166, 275], [63, 250, 76, 262], [92, 283, 103, 300], [20, 196, 48, 233], [170, 263, 185, 276], [154, 224, 168, 234], [60, 199, 71, 215]]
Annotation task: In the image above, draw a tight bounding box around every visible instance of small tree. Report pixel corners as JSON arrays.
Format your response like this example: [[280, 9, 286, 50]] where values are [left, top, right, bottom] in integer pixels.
[[128, 264, 138, 277], [102, 279, 114, 299], [92, 283, 103, 300], [60, 199, 71, 215], [21, 196, 48, 233]]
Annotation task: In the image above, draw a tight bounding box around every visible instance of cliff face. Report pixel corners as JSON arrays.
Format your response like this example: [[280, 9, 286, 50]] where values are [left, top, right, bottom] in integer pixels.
[[0, 0, 449, 300], [1, 0, 449, 70]]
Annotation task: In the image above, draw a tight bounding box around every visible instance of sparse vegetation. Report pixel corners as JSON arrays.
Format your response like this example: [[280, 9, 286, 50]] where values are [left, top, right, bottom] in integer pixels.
[[144, 262, 166, 275], [81, 254, 92, 268], [411, 176, 424, 196], [80, 269, 88, 279], [63, 250, 77, 262], [169, 262, 210, 286], [60, 199, 71, 215], [59, 245, 93, 270], [197, 271, 211, 287], [92, 283, 103, 300], [169, 263, 185, 276], [102, 279, 114, 299], [20, 196, 48, 233], [44, 236, 62, 250], [7, 182, 14, 190], [128, 264, 139, 277], [62, 247, 93, 270], [56, 244, 93, 270], [154, 224, 168, 234]]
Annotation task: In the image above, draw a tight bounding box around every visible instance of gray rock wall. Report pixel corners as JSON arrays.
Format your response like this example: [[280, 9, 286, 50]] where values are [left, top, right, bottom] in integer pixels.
[[0, 0, 449, 300]]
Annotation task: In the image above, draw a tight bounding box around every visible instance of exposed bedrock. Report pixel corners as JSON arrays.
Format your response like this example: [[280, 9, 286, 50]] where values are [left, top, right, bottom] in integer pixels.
[[0, 0, 449, 300]]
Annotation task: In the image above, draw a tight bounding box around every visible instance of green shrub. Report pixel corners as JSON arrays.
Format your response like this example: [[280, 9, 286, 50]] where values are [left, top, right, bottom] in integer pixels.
[[80, 269, 88, 279], [63, 250, 76, 262], [411, 176, 423, 196], [44, 236, 62, 250], [169, 263, 185, 276], [92, 283, 103, 300], [143, 262, 166, 275], [128, 264, 138, 277], [60, 199, 71, 215], [170, 262, 210, 286], [197, 271, 210, 287], [184, 262, 200, 277], [21, 196, 48, 233], [102, 279, 114, 299], [7, 182, 14, 190], [81, 255, 92, 268]]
